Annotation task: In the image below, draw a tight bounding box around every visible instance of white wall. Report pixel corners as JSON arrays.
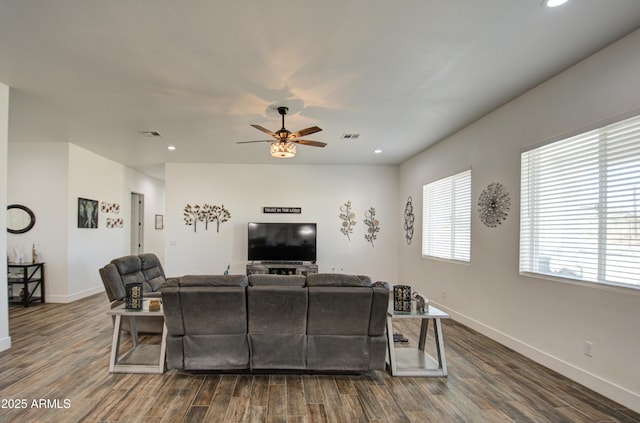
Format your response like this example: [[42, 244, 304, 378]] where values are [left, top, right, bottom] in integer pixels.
[[164, 163, 398, 283], [398, 29, 640, 412], [7, 143, 165, 302], [0, 83, 10, 352], [8, 143, 69, 300], [67, 144, 133, 299]]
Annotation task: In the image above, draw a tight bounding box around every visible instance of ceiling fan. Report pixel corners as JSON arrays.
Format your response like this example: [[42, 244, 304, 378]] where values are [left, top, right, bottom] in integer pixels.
[[237, 106, 326, 158]]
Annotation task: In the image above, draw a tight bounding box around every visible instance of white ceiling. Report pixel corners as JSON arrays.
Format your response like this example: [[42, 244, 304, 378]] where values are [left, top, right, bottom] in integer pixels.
[[2, 1, 640, 179]]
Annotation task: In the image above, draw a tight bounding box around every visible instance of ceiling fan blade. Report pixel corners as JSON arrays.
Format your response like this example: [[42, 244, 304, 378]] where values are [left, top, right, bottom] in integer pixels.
[[291, 139, 327, 148], [250, 124, 277, 137], [291, 126, 322, 138], [236, 140, 273, 144]]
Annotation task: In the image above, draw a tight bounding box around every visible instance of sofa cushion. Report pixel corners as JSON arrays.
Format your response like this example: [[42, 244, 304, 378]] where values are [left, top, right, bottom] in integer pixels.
[[99, 263, 126, 302], [306, 273, 372, 287], [249, 334, 307, 370], [307, 335, 370, 371], [140, 253, 166, 291], [248, 286, 308, 333], [179, 274, 248, 287], [183, 334, 249, 370], [307, 287, 373, 335], [370, 281, 390, 336], [248, 274, 306, 287], [111, 255, 142, 275], [110, 255, 151, 292], [179, 286, 247, 335]]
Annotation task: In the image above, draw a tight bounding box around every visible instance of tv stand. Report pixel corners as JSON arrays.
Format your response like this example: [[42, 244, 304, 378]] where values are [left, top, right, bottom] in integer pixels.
[[246, 262, 318, 276]]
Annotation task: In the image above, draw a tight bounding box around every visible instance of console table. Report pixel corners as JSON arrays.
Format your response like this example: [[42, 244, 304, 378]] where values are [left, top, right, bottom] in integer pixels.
[[106, 300, 167, 374], [7, 262, 45, 307], [246, 262, 318, 276], [386, 303, 450, 377]]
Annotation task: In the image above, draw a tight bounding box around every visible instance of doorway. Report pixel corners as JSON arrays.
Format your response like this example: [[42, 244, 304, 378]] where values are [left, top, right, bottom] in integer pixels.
[[130, 193, 144, 254]]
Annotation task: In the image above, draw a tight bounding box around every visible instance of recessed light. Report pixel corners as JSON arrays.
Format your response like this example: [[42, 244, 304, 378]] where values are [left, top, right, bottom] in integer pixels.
[[167, 145, 176, 151], [374, 149, 382, 154], [545, 0, 569, 7]]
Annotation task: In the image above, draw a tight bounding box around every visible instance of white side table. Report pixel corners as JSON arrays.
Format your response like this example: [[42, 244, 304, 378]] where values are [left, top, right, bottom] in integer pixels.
[[106, 300, 167, 374], [386, 303, 450, 377]]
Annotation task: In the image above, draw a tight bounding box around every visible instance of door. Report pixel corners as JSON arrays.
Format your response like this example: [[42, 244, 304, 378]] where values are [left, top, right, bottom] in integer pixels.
[[130, 193, 144, 254]]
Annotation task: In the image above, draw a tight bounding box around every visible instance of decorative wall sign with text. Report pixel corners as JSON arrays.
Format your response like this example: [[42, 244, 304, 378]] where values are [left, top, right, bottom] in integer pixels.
[[263, 207, 302, 214]]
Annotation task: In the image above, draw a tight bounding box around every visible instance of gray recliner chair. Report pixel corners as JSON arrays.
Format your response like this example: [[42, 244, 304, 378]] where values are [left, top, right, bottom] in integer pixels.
[[99, 253, 167, 333]]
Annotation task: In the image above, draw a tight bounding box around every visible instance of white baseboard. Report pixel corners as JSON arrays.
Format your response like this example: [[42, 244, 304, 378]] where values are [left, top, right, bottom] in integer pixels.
[[46, 286, 104, 304], [433, 302, 640, 414], [0, 335, 11, 352]]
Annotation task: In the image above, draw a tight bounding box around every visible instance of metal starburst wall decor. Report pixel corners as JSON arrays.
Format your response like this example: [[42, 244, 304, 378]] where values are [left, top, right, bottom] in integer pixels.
[[477, 182, 510, 228]]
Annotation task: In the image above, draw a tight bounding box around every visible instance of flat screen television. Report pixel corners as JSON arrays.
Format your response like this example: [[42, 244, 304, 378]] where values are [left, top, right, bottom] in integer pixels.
[[248, 222, 317, 262]]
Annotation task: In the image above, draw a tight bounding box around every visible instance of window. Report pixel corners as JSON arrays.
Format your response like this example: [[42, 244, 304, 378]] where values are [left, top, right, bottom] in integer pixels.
[[422, 169, 471, 262], [520, 114, 640, 289]]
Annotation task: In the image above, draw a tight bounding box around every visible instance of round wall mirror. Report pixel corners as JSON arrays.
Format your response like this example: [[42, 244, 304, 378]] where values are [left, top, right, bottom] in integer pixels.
[[7, 204, 36, 234]]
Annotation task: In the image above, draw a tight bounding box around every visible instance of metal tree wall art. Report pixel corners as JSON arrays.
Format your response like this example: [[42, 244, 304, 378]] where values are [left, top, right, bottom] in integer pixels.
[[477, 182, 510, 227], [184, 204, 202, 232], [404, 196, 415, 245], [205, 204, 231, 233], [184, 203, 232, 233], [364, 207, 380, 247], [339, 200, 357, 240]]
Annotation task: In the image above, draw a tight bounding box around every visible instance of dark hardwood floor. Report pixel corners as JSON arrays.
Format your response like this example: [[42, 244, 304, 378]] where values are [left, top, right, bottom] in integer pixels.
[[0, 293, 638, 422]]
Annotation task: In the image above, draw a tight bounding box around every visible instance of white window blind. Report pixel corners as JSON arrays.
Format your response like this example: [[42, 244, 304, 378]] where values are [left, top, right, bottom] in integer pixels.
[[520, 114, 640, 289], [422, 169, 471, 262]]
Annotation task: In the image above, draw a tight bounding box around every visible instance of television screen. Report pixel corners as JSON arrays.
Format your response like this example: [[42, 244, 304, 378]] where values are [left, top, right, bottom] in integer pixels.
[[248, 222, 317, 262]]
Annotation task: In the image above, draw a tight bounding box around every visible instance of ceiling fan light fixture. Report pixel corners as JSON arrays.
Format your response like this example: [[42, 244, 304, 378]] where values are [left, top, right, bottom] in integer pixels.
[[270, 141, 296, 158]]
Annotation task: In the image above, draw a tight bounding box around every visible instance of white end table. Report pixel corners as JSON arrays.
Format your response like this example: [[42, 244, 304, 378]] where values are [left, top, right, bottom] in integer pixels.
[[106, 300, 167, 374], [386, 303, 450, 377]]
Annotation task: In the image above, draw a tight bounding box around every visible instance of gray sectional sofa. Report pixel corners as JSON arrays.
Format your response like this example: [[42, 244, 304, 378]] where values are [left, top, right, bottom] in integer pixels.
[[161, 273, 390, 372]]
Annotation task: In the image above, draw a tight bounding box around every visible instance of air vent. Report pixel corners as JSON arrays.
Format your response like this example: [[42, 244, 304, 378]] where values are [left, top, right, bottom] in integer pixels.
[[341, 133, 360, 140], [138, 131, 163, 137]]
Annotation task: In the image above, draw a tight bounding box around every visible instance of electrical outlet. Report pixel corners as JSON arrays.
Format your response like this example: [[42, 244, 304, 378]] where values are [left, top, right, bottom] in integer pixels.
[[584, 341, 593, 357], [442, 290, 447, 299]]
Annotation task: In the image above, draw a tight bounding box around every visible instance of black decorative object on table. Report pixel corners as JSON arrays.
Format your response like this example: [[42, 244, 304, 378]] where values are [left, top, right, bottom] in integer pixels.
[[125, 282, 143, 310], [393, 285, 412, 314]]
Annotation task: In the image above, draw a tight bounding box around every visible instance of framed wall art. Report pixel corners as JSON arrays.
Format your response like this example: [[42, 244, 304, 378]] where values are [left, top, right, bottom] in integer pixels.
[[78, 198, 98, 229]]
